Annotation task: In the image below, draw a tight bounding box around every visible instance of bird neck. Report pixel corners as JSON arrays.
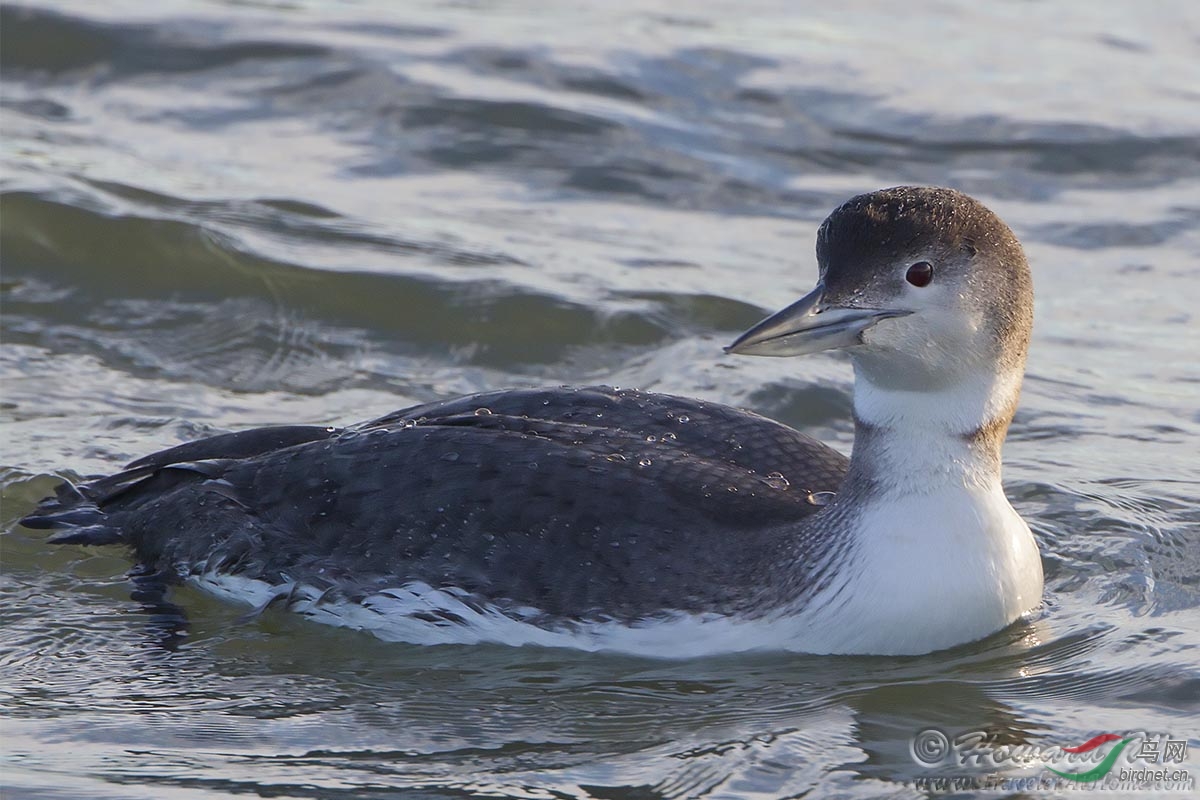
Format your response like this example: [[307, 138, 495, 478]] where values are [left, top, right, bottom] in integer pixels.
[[843, 362, 1023, 495], [783, 362, 1041, 656]]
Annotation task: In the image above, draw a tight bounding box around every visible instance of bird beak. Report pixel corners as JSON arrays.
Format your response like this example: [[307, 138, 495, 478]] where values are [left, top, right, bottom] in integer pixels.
[[725, 282, 910, 357]]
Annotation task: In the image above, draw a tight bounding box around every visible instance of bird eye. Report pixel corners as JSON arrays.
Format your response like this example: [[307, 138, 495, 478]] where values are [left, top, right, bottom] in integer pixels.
[[905, 261, 934, 287]]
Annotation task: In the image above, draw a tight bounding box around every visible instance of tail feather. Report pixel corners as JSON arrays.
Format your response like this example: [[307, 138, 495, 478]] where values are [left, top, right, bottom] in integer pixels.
[[47, 525, 125, 546], [20, 480, 124, 544], [22, 424, 336, 549], [20, 466, 163, 542], [20, 504, 105, 530], [20, 466, 216, 546]]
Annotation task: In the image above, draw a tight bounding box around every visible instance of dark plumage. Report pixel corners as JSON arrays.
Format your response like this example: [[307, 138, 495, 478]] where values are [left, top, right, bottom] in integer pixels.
[[23, 386, 847, 620]]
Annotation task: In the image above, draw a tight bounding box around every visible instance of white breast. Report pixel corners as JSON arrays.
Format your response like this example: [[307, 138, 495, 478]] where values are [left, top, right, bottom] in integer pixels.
[[786, 481, 1044, 655], [782, 368, 1045, 655]]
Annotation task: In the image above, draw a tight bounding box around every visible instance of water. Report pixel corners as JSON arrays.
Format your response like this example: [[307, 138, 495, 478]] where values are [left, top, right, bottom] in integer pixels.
[[3, 0, 1198, 797]]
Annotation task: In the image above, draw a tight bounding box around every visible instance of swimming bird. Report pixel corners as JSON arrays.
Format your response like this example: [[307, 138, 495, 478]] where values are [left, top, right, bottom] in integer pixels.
[[22, 186, 1044, 657]]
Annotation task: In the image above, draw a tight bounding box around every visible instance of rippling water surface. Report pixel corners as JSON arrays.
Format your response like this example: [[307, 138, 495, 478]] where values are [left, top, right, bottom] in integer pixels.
[[3, 1, 1199, 797]]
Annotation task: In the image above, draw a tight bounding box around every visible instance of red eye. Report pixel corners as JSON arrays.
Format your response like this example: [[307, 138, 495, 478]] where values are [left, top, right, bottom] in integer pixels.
[[906, 261, 934, 287]]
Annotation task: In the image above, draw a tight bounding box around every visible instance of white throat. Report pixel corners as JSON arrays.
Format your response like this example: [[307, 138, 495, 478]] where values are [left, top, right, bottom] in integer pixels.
[[848, 363, 1023, 489], [793, 364, 1044, 655]]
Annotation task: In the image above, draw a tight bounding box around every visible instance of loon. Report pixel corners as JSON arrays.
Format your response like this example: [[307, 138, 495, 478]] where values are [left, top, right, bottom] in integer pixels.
[[21, 186, 1044, 657]]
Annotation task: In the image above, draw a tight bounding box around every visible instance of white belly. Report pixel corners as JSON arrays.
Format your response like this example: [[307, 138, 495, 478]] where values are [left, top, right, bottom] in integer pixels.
[[188, 480, 1042, 657], [189, 573, 850, 658]]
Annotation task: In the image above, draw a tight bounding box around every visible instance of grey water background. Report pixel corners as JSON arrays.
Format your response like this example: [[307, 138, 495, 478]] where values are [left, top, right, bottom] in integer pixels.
[[2, 0, 1198, 797]]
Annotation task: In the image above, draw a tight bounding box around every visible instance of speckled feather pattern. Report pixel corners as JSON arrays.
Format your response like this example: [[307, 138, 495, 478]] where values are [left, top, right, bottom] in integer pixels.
[[25, 387, 848, 620]]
